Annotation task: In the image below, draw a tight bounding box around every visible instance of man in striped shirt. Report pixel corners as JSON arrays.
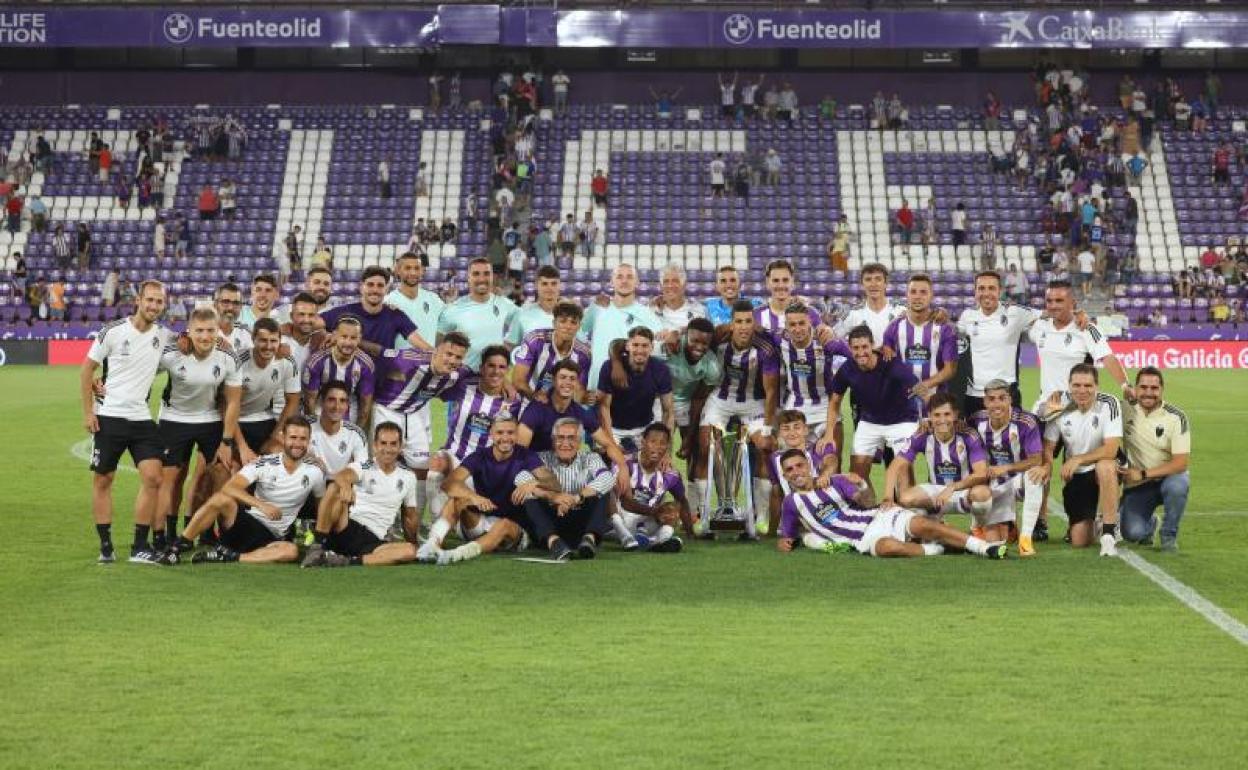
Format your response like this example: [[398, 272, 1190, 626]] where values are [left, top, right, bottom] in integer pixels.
[[752, 259, 824, 339], [881, 393, 992, 521], [967, 380, 1046, 555], [777, 301, 850, 440], [301, 317, 375, 426], [700, 301, 781, 535], [511, 301, 591, 401], [881, 274, 957, 411], [610, 423, 693, 553], [776, 451, 1006, 559], [768, 410, 838, 523], [372, 332, 472, 522]]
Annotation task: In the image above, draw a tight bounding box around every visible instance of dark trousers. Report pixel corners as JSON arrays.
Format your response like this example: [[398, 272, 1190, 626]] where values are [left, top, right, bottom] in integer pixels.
[[522, 496, 608, 548]]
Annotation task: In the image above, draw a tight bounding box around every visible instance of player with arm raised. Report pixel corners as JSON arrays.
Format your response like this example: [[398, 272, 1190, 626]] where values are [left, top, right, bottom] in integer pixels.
[[511, 301, 591, 402], [967, 379, 1046, 556], [775, 451, 1006, 559], [152, 307, 242, 552], [158, 418, 325, 565], [301, 422, 420, 568], [1040, 363, 1123, 556], [80, 280, 172, 563], [880, 393, 993, 529]]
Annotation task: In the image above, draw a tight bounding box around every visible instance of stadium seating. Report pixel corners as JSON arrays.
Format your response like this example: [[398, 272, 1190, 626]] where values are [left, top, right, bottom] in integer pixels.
[[0, 100, 1241, 330]]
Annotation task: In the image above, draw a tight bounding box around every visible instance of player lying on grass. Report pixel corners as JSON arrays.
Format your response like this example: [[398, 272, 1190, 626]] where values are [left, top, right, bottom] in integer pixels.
[[880, 392, 992, 524], [775, 450, 1007, 559], [301, 421, 420, 568], [768, 409, 838, 530], [967, 379, 1046, 556], [158, 418, 325, 565], [609, 423, 694, 553]]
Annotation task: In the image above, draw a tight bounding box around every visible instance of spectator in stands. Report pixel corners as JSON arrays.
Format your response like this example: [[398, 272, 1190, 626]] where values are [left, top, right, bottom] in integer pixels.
[[980, 223, 998, 271], [28, 195, 46, 233], [709, 153, 727, 198], [777, 83, 798, 126], [984, 91, 1002, 130], [310, 237, 333, 271], [886, 93, 905, 129], [950, 202, 968, 250], [33, 134, 51, 173], [27, 276, 45, 320], [102, 269, 120, 308], [47, 275, 66, 321], [1123, 190, 1138, 232], [97, 144, 111, 183], [136, 173, 152, 209], [552, 70, 570, 114], [448, 71, 462, 111], [174, 214, 193, 260], [1175, 270, 1192, 300], [150, 164, 165, 209], [733, 159, 751, 205], [763, 149, 782, 187], [1191, 96, 1208, 134], [416, 162, 429, 198], [827, 214, 851, 273], [219, 179, 237, 220], [75, 223, 92, 271], [1173, 96, 1191, 131], [152, 216, 168, 260], [507, 240, 527, 294], [1127, 152, 1147, 185], [1121, 248, 1138, 286], [591, 170, 608, 207], [5, 189, 21, 233], [1213, 143, 1232, 186], [895, 199, 915, 245], [718, 72, 737, 118], [1200, 244, 1220, 271], [52, 224, 72, 271], [649, 86, 682, 120], [284, 225, 302, 275], [1075, 245, 1096, 298], [762, 83, 779, 121], [1004, 264, 1028, 305], [440, 217, 456, 244], [819, 95, 836, 122], [428, 72, 443, 112], [1212, 296, 1231, 323], [166, 291, 187, 324], [377, 157, 391, 199], [197, 184, 219, 221], [871, 91, 886, 129], [532, 223, 553, 269], [579, 211, 599, 259], [1050, 248, 1070, 283], [921, 197, 937, 253], [10, 251, 26, 299], [114, 175, 130, 210], [740, 74, 763, 119], [88, 132, 102, 172]]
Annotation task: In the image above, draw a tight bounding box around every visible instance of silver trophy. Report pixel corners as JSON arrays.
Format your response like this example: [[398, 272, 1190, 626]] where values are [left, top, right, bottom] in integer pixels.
[[701, 420, 757, 538]]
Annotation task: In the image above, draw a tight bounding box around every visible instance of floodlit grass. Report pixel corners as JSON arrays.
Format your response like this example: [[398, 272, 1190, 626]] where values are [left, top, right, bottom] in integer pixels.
[[1, 365, 1246, 769]]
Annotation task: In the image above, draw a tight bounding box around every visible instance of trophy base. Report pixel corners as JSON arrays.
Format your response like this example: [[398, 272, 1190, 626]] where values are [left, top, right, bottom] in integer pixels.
[[708, 505, 748, 532]]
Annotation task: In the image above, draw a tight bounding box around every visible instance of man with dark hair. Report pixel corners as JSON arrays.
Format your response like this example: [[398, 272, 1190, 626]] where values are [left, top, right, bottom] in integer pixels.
[[611, 422, 695, 552], [385, 251, 445, 352], [837, 262, 906, 345], [234, 317, 301, 466], [776, 452, 1006, 559], [881, 274, 957, 408], [506, 264, 564, 343], [597, 326, 674, 450], [213, 282, 253, 353], [1118, 367, 1190, 551], [754, 259, 825, 338], [704, 265, 760, 326], [321, 266, 429, 357], [665, 317, 722, 514], [438, 258, 519, 371], [308, 380, 369, 476], [511, 300, 591, 400], [302, 422, 421, 568], [274, 267, 334, 324], [518, 359, 628, 473], [82, 281, 172, 562], [1039, 363, 1123, 556], [238, 273, 280, 328], [158, 418, 325, 565], [301, 316, 375, 426], [819, 325, 921, 480]]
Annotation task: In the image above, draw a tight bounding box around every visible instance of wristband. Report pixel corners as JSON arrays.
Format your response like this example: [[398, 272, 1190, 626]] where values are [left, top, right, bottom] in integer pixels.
[[222, 437, 236, 448]]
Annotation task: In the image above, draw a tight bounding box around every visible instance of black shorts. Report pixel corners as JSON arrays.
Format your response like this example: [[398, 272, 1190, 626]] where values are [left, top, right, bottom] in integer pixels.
[[1062, 471, 1100, 523], [159, 420, 224, 468], [91, 416, 164, 474], [219, 505, 284, 553], [325, 519, 383, 557], [238, 419, 277, 454]]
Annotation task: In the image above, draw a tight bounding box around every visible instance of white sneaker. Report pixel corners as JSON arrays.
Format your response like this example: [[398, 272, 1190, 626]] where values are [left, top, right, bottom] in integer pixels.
[[416, 542, 441, 563], [1099, 533, 1118, 557]]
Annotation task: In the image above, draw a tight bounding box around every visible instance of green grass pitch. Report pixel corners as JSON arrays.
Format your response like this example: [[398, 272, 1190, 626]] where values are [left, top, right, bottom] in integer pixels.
[[1, 365, 1246, 769]]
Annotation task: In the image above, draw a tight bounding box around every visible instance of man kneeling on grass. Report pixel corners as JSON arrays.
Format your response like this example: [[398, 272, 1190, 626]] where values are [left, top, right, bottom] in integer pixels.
[[301, 422, 420, 568], [775, 450, 1007, 559], [159, 417, 325, 564]]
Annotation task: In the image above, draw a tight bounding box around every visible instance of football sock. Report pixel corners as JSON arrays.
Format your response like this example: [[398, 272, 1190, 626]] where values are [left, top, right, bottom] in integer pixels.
[[1021, 477, 1044, 537], [132, 524, 150, 550], [425, 472, 447, 520], [165, 515, 178, 538], [686, 480, 702, 516], [175, 536, 195, 553], [654, 524, 674, 544], [152, 530, 167, 551], [694, 479, 710, 515], [95, 523, 112, 549], [427, 518, 450, 548], [459, 542, 483, 561], [964, 535, 989, 556], [922, 543, 945, 557], [751, 478, 772, 517], [414, 482, 428, 523], [610, 513, 634, 543], [313, 531, 328, 545]]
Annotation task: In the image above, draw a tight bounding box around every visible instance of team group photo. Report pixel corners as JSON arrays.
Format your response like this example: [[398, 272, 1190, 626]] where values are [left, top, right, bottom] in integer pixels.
[[3, 3, 1246, 769]]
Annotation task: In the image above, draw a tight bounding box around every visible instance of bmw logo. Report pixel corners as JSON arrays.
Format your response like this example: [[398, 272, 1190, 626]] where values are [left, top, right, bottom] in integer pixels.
[[163, 13, 195, 44], [723, 14, 754, 45]]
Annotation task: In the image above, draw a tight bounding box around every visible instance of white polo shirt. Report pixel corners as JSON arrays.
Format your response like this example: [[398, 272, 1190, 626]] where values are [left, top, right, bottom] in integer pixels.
[[958, 304, 1040, 396], [1029, 319, 1114, 401], [237, 454, 327, 536], [347, 460, 419, 539], [1044, 393, 1122, 474], [87, 318, 172, 421]]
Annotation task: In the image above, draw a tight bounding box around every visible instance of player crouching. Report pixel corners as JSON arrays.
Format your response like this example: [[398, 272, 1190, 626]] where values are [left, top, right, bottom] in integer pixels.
[[775, 451, 1007, 559], [609, 423, 695, 553], [158, 418, 325, 564], [301, 422, 421, 567]]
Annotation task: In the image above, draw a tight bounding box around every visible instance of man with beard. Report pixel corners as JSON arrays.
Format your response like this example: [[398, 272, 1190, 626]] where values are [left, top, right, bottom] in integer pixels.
[[301, 317, 375, 426], [274, 266, 335, 324], [664, 318, 722, 515], [518, 360, 629, 478], [235, 318, 302, 465], [596, 326, 675, 451], [213, 282, 253, 353], [881, 274, 958, 408], [704, 265, 760, 326], [438, 258, 518, 371], [158, 418, 325, 565], [385, 251, 445, 351], [237, 273, 279, 328], [611, 423, 694, 553], [581, 263, 665, 379], [321, 266, 429, 358]]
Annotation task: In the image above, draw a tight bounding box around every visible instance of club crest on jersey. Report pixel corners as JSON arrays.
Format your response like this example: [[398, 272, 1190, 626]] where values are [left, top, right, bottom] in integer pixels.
[[271, 369, 279, 382], [396, 478, 404, 491], [121, 340, 132, 355], [1092, 415, 1099, 428], [151, 337, 160, 348], [1156, 425, 1165, 438], [212, 364, 221, 378], [338, 440, 347, 453], [1064, 333, 1073, 345], [301, 476, 310, 488], [493, 306, 500, 317], [625, 313, 635, 325], [422, 302, 430, 313], [1000, 314, 1009, 326]]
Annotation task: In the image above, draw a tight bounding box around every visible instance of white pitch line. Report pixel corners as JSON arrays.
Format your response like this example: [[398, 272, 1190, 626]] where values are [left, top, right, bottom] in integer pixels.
[[70, 438, 136, 474], [1117, 550, 1248, 646], [1048, 499, 1248, 646]]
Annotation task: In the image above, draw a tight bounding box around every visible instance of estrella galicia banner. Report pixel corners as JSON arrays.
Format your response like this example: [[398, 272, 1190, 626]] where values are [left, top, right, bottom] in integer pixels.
[[2, 6, 1248, 49]]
